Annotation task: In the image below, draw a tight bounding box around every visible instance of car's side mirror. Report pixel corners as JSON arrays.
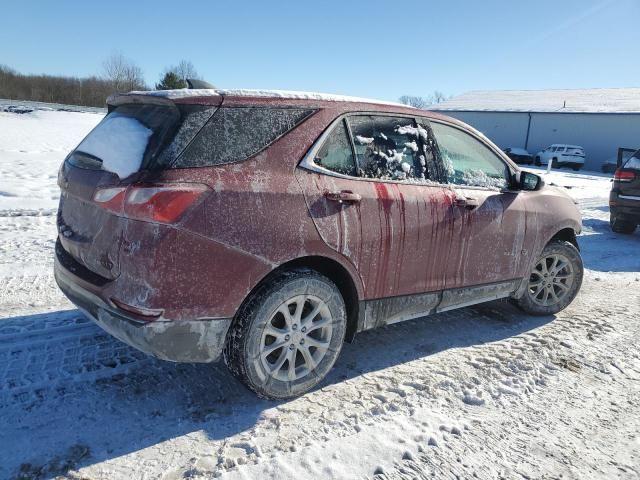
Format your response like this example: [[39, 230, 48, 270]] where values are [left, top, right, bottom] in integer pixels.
[[519, 171, 544, 191]]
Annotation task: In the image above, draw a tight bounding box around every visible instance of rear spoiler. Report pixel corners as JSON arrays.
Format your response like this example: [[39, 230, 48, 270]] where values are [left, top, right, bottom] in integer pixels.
[[106, 93, 178, 111]]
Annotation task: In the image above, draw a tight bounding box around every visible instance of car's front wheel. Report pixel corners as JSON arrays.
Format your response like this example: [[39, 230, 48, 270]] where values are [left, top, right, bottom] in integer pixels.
[[534, 156, 541, 166], [514, 240, 583, 315], [224, 269, 346, 399]]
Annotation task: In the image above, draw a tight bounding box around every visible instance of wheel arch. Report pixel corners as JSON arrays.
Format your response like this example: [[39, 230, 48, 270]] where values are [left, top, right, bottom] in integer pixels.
[[548, 227, 579, 251], [513, 226, 580, 300], [237, 255, 363, 343]]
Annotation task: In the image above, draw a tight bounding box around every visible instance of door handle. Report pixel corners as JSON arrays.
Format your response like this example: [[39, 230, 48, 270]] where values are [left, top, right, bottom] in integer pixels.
[[454, 196, 479, 210], [325, 190, 362, 204]]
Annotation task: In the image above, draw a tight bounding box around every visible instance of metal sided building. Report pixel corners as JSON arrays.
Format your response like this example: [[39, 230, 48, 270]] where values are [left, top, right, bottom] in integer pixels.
[[431, 88, 640, 171]]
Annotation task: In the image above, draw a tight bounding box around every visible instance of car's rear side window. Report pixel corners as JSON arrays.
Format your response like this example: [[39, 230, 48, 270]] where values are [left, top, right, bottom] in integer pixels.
[[314, 120, 357, 176], [175, 107, 314, 168], [349, 115, 423, 181]]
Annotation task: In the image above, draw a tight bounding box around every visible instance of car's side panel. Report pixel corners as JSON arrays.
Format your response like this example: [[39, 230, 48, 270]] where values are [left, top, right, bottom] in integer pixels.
[[520, 188, 582, 268], [444, 188, 533, 289], [295, 168, 458, 299]]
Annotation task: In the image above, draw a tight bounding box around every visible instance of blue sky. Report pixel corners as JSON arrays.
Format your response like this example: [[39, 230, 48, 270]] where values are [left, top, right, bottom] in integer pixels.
[[2, 0, 638, 101]]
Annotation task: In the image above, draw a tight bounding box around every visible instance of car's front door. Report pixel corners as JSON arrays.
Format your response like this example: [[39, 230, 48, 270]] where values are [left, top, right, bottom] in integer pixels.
[[295, 115, 456, 301], [429, 120, 535, 294]]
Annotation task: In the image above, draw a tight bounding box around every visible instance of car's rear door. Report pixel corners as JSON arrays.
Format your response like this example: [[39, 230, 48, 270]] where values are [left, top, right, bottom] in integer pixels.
[[295, 114, 456, 300], [429, 120, 535, 296]]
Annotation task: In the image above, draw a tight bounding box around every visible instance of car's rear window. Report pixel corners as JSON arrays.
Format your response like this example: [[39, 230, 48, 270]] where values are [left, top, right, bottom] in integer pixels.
[[174, 107, 314, 168]]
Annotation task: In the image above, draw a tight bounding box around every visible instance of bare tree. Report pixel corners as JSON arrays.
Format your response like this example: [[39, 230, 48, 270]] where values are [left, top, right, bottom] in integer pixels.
[[431, 90, 447, 104], [399, 91, 449, 109], [398, 95, 431, 109], [174, 60, 200, 82], [102, 52, 147, 93]]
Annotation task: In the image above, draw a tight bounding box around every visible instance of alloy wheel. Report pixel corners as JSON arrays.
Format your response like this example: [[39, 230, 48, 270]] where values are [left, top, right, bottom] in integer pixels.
[[528, 253, 575, 307], [260, 295, 333, 382]]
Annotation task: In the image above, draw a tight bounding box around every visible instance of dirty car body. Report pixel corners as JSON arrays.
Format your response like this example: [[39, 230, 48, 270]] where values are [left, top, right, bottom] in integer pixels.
[[55, 88, 583, 398]]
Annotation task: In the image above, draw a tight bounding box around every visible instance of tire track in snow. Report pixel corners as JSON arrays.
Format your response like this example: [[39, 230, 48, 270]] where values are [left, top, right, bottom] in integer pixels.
[[0, 310, 151, 407]]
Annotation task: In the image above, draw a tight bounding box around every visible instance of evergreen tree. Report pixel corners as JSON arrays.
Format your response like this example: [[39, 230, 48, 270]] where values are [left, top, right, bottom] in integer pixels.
[[155, 71, 187, 90]]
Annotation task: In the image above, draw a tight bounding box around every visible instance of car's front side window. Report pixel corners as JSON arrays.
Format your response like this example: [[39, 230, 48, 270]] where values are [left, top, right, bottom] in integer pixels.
[[431, 122, 510, 189], [314, 120, 357, 176], [348, 116, 424, 182]]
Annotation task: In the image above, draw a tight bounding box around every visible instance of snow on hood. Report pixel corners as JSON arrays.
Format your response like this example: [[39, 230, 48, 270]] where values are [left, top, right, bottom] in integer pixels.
[[128, 88, 409, 107]]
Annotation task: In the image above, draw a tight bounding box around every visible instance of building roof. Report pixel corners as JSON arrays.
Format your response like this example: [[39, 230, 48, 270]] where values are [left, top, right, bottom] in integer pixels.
[[432, 88, 640, 114]]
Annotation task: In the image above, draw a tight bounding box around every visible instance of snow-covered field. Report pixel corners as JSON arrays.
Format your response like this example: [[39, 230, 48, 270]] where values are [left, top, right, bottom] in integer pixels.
[[0, 108, 638, 480]]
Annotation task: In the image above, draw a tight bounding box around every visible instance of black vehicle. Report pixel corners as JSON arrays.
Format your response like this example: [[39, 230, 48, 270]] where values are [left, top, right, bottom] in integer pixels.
[[610, 150, 640, 234], [503, 147, 533, 165]]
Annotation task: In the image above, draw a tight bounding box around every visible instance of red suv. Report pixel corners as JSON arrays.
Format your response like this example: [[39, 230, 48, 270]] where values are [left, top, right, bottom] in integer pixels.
[[55, 89, 584, 398]]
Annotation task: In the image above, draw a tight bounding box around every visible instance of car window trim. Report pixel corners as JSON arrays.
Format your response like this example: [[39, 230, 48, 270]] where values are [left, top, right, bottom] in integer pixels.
[[342, 118, 360, 175]]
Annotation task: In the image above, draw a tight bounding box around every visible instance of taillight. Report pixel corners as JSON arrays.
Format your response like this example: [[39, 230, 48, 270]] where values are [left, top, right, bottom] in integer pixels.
[[614, 169, 636, 182], [93, 187, 127, 214], [92, 183, 208, 224]]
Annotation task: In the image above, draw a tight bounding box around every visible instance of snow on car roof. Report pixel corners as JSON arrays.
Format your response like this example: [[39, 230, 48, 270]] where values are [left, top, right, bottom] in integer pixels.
[[432, 88, 640, 113], [128, 88, 409, 107]]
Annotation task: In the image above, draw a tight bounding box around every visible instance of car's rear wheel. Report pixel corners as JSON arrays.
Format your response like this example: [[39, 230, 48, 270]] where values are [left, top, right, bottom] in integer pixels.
[[610, 215, 637, 234], [223, 269, 346, 399], [535, 156, 541, 166], [514, 240, 583, 315]]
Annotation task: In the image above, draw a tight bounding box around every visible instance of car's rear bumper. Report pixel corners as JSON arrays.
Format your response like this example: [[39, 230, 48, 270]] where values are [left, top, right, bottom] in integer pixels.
[[610, 192, 640, 222], [54, 256, 232, 363], [559, 156, 585, 165]]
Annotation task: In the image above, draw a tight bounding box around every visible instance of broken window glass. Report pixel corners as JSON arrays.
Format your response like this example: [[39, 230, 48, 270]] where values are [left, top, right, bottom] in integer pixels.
[[348, 116, 425, 182]]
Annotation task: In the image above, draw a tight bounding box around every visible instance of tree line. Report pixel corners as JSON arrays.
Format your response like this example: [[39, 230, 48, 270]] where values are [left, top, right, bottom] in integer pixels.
[[398, 92, 448, 109], [1, 51, 446, 109], [0, 53, 202, 108]]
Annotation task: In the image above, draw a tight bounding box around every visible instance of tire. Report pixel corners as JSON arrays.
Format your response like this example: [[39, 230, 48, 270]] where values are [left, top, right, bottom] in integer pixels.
[[534, 156, 541, 166], [610, 215, 637, 234], [223, 269, 347, 399], [514, 240, 583, 315], [552, 158, 559, 168]]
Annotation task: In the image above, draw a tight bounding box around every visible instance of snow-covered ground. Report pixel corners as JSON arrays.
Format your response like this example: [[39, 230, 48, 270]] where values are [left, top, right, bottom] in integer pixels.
[[0, 108, 638, 480]]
